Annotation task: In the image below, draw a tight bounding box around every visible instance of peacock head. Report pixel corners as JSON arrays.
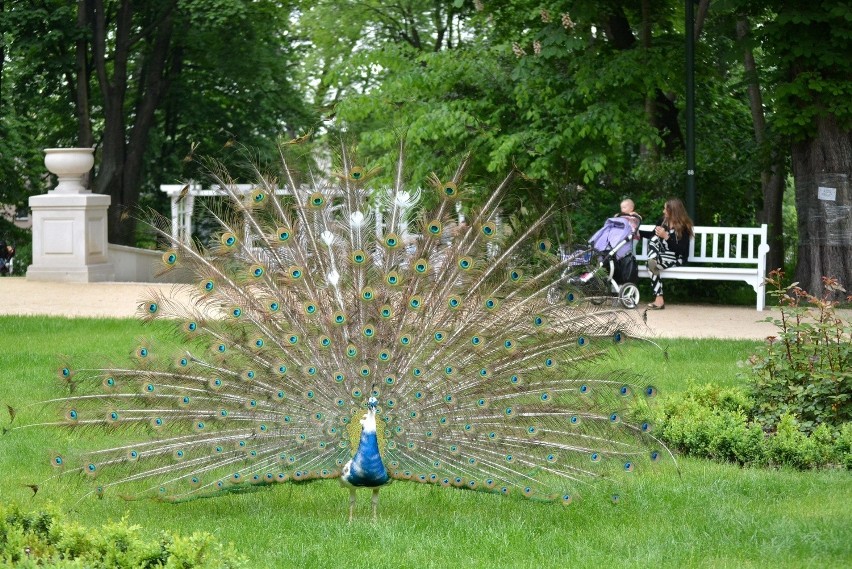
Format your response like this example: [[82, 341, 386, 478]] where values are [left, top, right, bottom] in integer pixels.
[[359, 397, 380, 433]]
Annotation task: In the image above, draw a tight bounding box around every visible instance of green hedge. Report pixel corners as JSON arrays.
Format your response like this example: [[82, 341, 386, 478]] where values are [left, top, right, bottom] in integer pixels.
[[0, 504, 246, 568], [658, 383, 852, 470]]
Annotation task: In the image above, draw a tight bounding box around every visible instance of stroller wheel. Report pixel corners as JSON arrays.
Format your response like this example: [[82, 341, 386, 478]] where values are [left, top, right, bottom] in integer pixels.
[[619, 283, 640, 309]]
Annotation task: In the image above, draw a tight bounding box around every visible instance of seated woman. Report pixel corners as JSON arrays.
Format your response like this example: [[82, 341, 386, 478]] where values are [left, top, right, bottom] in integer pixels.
[[640, 198, 694, 310]]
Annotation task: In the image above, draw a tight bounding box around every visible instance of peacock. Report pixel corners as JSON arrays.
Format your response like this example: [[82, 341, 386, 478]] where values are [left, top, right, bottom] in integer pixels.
[[8, 141, 670, 519]]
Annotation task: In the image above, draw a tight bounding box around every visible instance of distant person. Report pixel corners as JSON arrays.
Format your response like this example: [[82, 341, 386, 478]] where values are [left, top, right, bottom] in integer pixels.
[[0, 242, 14, 275], [640, 198, 693, 310]]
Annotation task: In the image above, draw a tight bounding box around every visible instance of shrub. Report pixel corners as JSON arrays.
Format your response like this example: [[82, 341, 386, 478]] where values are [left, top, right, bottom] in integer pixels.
[[658, 384, 765, 466], [0, 503, 246, 568], [657, 384, 849, 469], [747, 271, 851, 434]]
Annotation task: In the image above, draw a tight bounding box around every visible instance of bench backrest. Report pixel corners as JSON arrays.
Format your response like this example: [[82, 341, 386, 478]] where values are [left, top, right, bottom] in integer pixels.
[[634, 224, 768, 265]]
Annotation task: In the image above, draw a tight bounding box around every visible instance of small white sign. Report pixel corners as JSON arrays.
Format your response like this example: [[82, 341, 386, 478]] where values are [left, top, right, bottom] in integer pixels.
[[818, 186, 837, 201]]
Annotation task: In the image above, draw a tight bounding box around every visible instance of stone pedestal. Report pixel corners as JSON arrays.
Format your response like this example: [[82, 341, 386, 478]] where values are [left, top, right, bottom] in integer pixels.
[[27, 193, 115, 282], [27, 148, 114, 282]]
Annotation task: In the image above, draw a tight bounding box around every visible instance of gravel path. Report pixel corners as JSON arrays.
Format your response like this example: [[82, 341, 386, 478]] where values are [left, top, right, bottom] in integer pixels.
[[0, 277, 809, 341]]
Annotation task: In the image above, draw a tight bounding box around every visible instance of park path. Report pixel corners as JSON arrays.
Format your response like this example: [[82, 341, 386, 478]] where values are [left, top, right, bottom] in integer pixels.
[[0, 277, 806, 340]]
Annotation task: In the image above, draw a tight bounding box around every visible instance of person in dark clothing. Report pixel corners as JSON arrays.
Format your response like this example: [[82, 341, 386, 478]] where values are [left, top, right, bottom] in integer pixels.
[[0, 242, 14, 275], [639, 198, 694, 309]]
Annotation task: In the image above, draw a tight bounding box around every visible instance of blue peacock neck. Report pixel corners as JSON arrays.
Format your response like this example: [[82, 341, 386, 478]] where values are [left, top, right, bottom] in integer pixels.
[[342, 399, 390, 487]]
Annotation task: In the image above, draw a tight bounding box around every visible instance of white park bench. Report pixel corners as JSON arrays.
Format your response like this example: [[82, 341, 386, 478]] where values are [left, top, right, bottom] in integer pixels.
[[633, 224, 770, 310]]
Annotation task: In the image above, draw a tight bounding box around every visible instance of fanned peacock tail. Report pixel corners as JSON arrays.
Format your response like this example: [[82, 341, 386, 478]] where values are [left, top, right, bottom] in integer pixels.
[[16, 141, 670, 507]]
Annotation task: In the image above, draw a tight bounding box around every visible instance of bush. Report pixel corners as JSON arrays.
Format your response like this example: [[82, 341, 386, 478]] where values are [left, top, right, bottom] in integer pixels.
[[658, 384, 848, 469], [658, 384, 765, 466], [0, 503, 246, 568], [747, 271, 851, 434]]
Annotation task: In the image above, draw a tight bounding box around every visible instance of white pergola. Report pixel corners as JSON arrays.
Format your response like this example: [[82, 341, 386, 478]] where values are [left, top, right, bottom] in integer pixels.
[[159, 183, 460, 245]]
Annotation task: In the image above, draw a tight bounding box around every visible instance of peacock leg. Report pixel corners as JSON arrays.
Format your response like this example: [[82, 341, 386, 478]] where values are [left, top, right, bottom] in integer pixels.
[[348, 488, 357, 522], [371, 488, 380, 520]]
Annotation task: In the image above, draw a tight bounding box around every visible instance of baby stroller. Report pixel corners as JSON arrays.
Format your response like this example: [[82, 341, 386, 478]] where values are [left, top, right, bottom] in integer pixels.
[[547, 217, 641, 308]]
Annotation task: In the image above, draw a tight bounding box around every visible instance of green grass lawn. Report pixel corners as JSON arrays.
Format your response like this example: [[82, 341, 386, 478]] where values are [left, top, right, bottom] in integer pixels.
[[0, 316, 849, 568]]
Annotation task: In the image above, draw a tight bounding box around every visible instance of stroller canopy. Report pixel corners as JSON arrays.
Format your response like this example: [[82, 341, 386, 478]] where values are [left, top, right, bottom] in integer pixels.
[[588, 217, 635, 260]]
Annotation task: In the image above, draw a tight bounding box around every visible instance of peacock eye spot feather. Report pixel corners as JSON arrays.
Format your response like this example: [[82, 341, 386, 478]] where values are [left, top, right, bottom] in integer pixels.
[[147, 303, 158, 313]]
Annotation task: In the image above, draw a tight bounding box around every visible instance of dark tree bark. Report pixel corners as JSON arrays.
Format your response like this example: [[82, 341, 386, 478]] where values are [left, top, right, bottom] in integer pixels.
[[792, 115, 852, 297], [737, 18, 785, 273], [86, 0, 178, 245], [75, 0, 93, 149]]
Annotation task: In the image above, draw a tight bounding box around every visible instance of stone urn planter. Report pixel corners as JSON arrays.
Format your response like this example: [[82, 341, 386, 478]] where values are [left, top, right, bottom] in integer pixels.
[[43, 147, 95, 193], [28, 147, 113, 282]]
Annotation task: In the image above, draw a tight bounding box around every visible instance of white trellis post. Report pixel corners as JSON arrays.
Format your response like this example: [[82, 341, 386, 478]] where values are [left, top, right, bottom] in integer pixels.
[[160, 183, 200, 244]]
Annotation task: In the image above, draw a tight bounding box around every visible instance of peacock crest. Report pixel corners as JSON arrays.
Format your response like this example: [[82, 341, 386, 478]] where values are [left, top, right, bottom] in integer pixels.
[[12, 141, 669, 517]]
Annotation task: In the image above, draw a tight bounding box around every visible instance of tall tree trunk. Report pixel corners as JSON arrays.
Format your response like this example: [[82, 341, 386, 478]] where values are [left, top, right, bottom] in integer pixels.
[[75, 0, 93, 149], [88, 0, 177, 245], [737, 18, 785, 273], [792, 114, 852, 296]]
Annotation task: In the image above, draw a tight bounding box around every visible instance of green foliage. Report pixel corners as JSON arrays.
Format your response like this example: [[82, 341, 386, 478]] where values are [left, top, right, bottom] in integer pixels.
[[658, 383, 766, 465], [754, 0, 852, 139], [0, 503, 246, 568], [747, 271, 852, 434], [659, 271, 852, 469], [658, 384, 849, 469]]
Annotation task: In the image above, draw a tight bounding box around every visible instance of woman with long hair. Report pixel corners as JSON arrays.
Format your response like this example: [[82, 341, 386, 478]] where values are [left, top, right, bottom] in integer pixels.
[[640, 198, 694, 309]]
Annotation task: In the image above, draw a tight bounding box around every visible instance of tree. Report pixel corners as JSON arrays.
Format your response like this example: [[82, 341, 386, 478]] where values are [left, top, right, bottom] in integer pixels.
[[1, 0, 311, 246], [75, 0, 312, 245], [302, 0, 763, 245], [756, 1, 852, 295]]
